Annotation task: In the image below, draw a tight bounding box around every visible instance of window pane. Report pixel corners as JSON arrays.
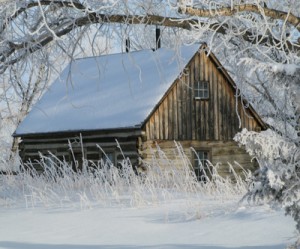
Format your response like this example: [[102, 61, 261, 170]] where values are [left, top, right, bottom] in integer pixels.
[[203, 91, 208, 98], [71, 152, 83, 172], [203, 82, 208, 89], [194, 150, 210, 181], [102, 152, 114, 165]]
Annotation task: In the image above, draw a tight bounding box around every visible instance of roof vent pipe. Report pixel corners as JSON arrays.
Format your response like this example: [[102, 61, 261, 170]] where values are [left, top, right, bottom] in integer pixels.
[[125, 37, 130, 53], [156, 27, 161, 50]]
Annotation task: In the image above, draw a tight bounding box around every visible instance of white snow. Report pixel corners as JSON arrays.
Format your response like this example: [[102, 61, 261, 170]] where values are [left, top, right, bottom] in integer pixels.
[[15, 45, 200, 135], [0, 199, 295, 249], [0, 156, 296, 249], [272, 63, 299, 76]]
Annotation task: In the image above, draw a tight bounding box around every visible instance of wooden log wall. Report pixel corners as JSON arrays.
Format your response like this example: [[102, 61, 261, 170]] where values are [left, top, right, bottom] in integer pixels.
[[143, 50, 263, 141], [140, 140, 258, 178], [19, 129, 142, 172]]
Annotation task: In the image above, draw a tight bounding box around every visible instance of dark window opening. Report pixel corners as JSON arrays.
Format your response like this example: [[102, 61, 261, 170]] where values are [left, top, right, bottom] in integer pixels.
[[71, 151, 84, 172], [194, 150, 210, 181]]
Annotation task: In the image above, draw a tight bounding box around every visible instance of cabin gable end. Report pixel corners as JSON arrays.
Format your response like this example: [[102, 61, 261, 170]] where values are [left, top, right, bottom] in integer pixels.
[[143, 49, 264, 142]]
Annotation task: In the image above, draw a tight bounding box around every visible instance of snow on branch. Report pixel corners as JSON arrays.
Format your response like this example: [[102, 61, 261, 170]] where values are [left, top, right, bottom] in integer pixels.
[[180, 4, 300, 32], [234, 128, 297, 162], [0, 0, 299, 75]]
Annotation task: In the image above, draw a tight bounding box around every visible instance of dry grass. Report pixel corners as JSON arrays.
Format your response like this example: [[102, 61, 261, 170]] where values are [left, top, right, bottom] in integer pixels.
[[0, 143, 250, 210]]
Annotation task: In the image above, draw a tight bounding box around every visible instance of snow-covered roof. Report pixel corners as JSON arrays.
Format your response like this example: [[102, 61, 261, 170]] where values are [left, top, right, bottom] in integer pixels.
[[15, 44, 201, 136]]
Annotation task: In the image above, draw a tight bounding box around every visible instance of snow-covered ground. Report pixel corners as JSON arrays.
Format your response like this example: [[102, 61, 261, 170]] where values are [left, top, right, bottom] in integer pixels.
[[0, 156, 296, 249], [0, 197, 295, 249]]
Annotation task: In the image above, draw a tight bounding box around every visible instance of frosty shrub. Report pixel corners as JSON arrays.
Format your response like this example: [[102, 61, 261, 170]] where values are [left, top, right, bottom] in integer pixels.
[[0, 143, 249, 211], [235, 129, 300, 232]]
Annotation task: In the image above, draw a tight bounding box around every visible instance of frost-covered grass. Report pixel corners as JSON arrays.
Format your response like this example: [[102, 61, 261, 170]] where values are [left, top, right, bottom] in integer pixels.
[[0, 145, 296, 248], [0, 144, 248, 210]]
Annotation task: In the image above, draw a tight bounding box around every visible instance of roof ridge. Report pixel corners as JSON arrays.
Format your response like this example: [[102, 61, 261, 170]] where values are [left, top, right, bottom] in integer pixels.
[[74, 43, 203, 61]]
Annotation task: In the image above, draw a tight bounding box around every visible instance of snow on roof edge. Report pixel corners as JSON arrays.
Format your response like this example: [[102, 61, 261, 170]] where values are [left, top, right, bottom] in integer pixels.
[[13, 125, 143, 137]]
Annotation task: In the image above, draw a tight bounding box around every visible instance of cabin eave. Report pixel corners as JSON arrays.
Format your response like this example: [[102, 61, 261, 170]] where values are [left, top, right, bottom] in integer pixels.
[[13, 126, 143, 139]]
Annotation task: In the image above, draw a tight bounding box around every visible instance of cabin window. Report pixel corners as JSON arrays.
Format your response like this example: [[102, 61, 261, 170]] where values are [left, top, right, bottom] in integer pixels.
[[71, 151, 84, 172], [194, 150, 210, 181], [194, 81, 209, 99], [43, 153, 55, 167], [101, 151, 115, 166]]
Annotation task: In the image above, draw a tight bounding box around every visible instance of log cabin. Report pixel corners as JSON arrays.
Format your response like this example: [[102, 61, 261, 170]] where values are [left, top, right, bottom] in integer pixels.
[[13, 43, 267, 179]]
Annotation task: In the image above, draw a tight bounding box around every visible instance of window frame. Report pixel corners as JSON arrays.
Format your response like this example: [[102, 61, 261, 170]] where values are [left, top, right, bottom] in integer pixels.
[[193, 148, 212, 181], [69, 148, 86, 173], [194, 80, 209, 100], [101, 150, 115, 167]]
